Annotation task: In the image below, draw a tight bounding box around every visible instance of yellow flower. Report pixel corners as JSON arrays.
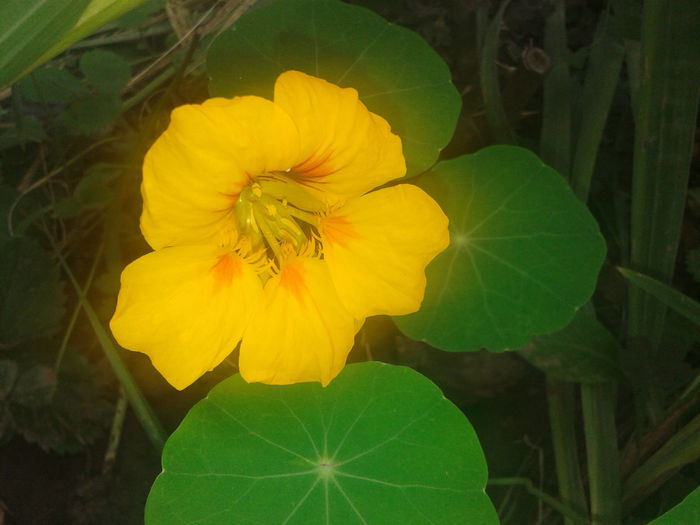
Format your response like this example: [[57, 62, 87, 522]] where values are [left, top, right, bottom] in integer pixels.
[[110, 71, 449, 390]]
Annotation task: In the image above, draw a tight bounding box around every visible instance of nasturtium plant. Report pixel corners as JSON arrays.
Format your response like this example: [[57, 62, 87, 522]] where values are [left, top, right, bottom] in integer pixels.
[[207, 0, 461, 177], [146, 362, 498, 525], [649, 484, 700, 524], [395, 146, 606, 351]]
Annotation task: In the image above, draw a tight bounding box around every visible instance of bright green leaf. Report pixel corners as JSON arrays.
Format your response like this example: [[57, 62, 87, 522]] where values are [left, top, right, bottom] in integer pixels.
[[649, 485, 700, 524], [80, 49, 131, 94], [0, 0, 90, 88], [619, 266, 700, 328], [146, 362, 498, 525], [207, 0, 460, 177], [519, 308, 622, 383], [395, 145, 606, 351], [0, 237, 65, 348]]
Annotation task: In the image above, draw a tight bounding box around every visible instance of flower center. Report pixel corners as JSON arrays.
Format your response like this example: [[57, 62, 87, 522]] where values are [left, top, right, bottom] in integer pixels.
[[234, 174, 324, 265]]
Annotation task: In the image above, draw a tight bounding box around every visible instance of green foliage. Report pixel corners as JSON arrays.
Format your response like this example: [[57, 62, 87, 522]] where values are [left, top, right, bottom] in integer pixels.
[[0, 0, 90, 88], [0, 237, 65, 348], [207, 0, 461, 177], [649, 485, 700, 524], [395, 145, 606, 351], [146, 363, 498, 525], [519, 308, 622, 383]]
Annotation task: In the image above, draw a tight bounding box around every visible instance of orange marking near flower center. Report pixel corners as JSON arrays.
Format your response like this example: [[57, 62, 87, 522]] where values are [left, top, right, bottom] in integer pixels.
[[321, 215, 359, 247], [293, 149, 336, 177], [280, 263, 306, 300], [212, 253, 242, 288]]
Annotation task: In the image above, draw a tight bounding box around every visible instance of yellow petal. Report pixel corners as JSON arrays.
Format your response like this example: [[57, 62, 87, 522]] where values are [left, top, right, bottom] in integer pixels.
[[110, 245, 263, 390], [239, 257, 360, 386], [141, 96, 300, 250], [273, 70, 405, 199], [321, 184, 449, 318]]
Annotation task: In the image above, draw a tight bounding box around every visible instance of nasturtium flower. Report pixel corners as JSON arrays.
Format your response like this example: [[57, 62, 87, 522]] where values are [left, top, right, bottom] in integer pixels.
[[110, 70, 449, 390]]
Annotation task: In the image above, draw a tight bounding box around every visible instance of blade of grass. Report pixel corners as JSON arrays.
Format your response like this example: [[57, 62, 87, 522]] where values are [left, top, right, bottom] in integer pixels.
[[540, 0, 571, 175], [619, 267, 700, 327], [54, 245, 167, 453], [627, 0, 700, 355], [581, 382, 622, 525], [623, 412, 700, 511], [547, 379, 589, 525], [479, 0, 517, 144], [570, 15, 625, 201]]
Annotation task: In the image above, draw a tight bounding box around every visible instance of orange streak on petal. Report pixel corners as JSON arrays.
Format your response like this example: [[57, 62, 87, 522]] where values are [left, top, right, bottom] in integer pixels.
[[212, 253, 242, 289], [321, 215, 359, 247], [279, 263, 306, 301], [293, 149, 336, 177]]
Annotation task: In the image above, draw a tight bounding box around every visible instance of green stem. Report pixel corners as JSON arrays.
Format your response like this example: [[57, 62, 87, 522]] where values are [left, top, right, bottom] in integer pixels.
[[488, 477, 588, 524], [547, 378, 589, 524], [581, 382, 621, 525], [55, 247, 167, 452]]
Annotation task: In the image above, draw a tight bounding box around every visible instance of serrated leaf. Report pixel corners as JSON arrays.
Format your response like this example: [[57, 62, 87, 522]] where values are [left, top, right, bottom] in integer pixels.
[[58, 93, 122, 134], [395, 145, 606, 351], [0, 237, 66, 347], [207, 0, 460, 177], [519, 308, 622, 383], [12, 365, 56, 408], [80, 49, 130, 94], [15, 66, 88, 104], [146, 362, 498, 525]]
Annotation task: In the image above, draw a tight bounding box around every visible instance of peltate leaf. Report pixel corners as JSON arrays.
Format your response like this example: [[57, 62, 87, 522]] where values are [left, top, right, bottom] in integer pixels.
[[649, 485, 700, 524], [395, 145, 606, 351], [207, 0, 460, 177], [146, 362, 498, 525]]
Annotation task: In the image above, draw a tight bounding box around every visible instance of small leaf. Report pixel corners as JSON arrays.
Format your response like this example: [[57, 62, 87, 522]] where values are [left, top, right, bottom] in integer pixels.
[[395, 145, 607, 351], [80, 49, 131, 94], [58, 93, 122, 134], [619, 267, 700, 328], [12, 365, 56, 408], [519, 308, 622, 383], [146, 362, 498, 525], [14, 66, 88, 104], [0, 237, 66, 347], [207, 0, 461, 177]]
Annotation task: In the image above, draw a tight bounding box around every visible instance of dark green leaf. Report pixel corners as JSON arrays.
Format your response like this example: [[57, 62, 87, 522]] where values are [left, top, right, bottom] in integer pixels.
[[15, 66, 88, 104], [686, 247, 700, 284], [58, 93, 122, 134], [395, 146, 606, 351], [207, 0, 460, 176], [12, 364, 56, 407], [519, 308, 622, 383], [147, 362, 498, 525], [80, 49, 131, 94], [0, 237, 65, 348]]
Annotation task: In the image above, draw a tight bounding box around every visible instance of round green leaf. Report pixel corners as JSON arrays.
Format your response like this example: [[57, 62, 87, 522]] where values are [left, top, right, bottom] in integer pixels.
[[146, 362, 497, 525], [206, 0, 460, 177], [395, 145, 606, 351]]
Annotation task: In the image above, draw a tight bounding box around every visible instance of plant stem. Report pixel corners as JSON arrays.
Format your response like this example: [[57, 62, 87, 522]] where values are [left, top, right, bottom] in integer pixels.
[[547, 378, 589, 524], [581, 382, 621, 525], [55, 247, 167, 453], [488, 477, 588, 524]]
